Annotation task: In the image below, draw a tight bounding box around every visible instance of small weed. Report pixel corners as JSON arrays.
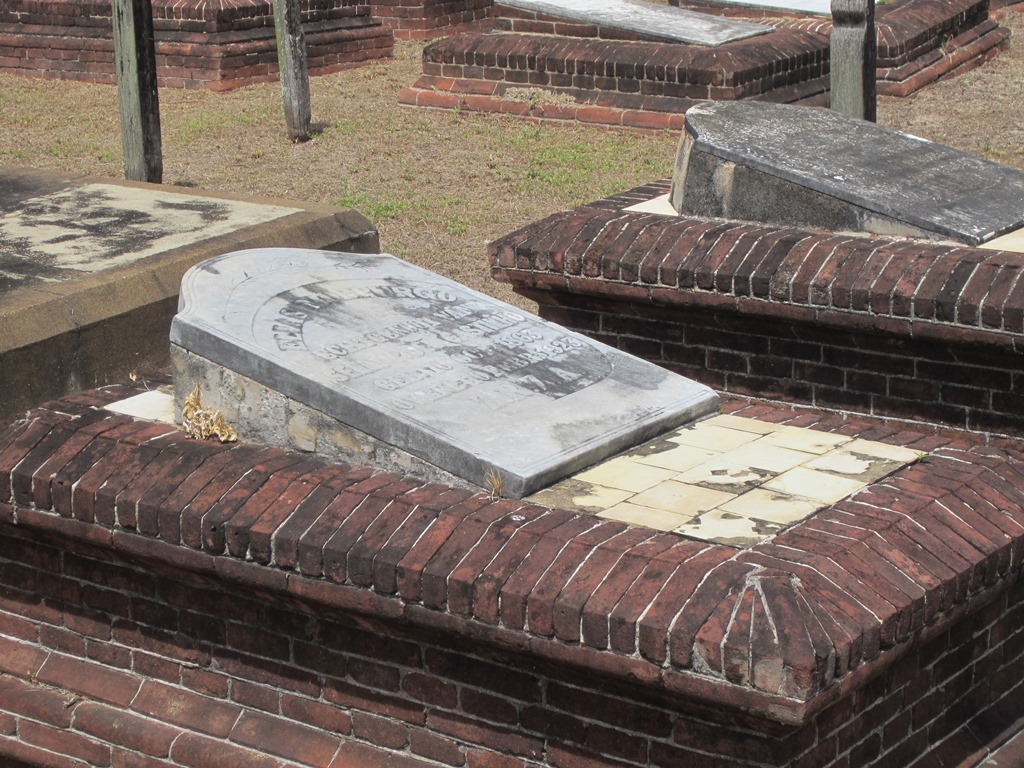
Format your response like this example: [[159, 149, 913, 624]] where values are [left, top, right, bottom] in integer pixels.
[[484, 468, 505, 500], [366, 198, 412, 219], [180, 111, 218, 138], [331, 118, 359, 136]]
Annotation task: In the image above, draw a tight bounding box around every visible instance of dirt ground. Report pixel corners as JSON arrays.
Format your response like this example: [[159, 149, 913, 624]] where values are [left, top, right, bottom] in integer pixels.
[[0, 10, 1021, 307]]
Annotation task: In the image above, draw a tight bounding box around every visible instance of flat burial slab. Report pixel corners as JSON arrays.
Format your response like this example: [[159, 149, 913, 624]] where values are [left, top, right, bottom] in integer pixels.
[[170, 249, 718, 497], [500, 0, 771, 45], [671, 102, 1024, 245]]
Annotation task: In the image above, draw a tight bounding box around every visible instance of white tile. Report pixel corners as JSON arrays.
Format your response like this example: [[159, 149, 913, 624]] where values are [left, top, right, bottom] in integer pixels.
[[842, 439, 922, 464], [719, 488, 821, 526], [623, 193, 676, 216], [763, 467, 866, 504], [631, 443, 719, 472], [703, 414, 783, 435], [629, 480, 735, 514], [675, 508, 777, 547], [674, 459, 772, 493], [575, 456, 677, 493], [599, 501, 696, 531], [716, 443, 814, 473], [756, 426, 849, 455], [105, 389, 177, 425], [527, 480, 632, 514], [669, 423, 760, 452]]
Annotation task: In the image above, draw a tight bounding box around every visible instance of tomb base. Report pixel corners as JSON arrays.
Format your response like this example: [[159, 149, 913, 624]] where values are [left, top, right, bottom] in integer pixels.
[[171, 345, 483, 492], [398, 27, 832, 132], [399, 0, 1008, 129], [0, 0, 394, 89], [2, 379, 1024, 767]]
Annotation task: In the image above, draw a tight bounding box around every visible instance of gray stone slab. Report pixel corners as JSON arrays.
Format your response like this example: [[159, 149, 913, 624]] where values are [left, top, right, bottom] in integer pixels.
[[0, 182, 298, 290], [670, 102, 1024, 245], [688, 0, 831, 15], [170, 248, 718, 497], [500, 0, 771, 45]]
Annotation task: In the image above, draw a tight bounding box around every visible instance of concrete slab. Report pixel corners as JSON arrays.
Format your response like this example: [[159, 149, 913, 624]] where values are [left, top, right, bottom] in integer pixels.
[[0, 167, 379, 421], [500, 0, 772, 45], [169, 248, 719, 497]]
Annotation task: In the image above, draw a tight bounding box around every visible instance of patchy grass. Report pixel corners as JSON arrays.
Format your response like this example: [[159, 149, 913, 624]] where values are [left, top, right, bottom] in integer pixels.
[[0, 13, 1022, 306]]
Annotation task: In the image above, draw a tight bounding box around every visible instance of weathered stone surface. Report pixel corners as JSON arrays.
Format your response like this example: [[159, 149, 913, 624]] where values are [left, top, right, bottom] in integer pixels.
[[671, 102, 1024, 245], [500, 0, 771, 46], [170, 249, 718, 497]]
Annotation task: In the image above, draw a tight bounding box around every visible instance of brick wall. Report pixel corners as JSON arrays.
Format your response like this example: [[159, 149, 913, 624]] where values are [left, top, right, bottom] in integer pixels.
[[371, 0, 493, 40], [490, 181, 1024, 438], [0, 384, 1023, 766], [0, 0, 393, 89]]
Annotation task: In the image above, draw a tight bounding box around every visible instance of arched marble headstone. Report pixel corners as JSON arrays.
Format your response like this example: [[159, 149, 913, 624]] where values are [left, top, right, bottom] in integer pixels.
[[170, 249, 718, 497]]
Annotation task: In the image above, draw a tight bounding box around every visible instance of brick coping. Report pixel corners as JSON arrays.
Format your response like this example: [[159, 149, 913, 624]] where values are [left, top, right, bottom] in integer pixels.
[[2, 378, 1023, 727], [490, 180, 1024, 356]]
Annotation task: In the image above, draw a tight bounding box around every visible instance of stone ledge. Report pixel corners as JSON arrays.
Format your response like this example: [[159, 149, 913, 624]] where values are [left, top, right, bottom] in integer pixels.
[[2, 380, 1024, 731]]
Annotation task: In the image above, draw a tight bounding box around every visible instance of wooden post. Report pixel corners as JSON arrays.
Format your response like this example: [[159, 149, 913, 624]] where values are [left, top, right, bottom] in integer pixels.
[[112, 0, 163, 182], [273, 0, 312, 142], [830, 0, 877, 122]]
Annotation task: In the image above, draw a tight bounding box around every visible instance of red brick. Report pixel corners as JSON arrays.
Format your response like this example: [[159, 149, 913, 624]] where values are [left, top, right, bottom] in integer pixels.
[[410, 730, 466, 766], [324, 678, 426, 725], [470, 507, 576, 625], [346, 498, 419, 588], [73, 702, 181, 757], [161, 443, 265, 544], [19, 718, 112, 767], [428, 711, 543, 760], [131, 680, 241, 737], [170, 732, 287, 768], [281, 694, 352, 735], [0, 674, 79, 726], [525, 521, 629, 637], [224, 462, 322, 559], [231, 709, 340, 764], [465, 750, 527, 768], [425, 649, 540, 703], [35, 653, 140, 706], [420, 500, 525, 609], [246, 464, 345, 564], [177, 444, 274, 548], [395, 496, 493, 602], [201, 450, 305, 553], [499, 515, 604, 631], [332, 740, 438, 767], [353, 711, 411, 749]]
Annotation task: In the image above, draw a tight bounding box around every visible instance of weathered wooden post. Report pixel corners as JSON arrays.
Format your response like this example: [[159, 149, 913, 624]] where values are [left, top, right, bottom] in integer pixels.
[[830, 0, 877, 122], [273, 0, 312, 142], [112, 0, 163, 182]]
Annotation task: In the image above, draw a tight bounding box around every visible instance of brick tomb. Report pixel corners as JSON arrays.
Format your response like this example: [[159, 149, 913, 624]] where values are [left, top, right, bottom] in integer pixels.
[[398, 0, 1009, 129], [1, 366, 1023, 767], [490, 102, 1024, 436], [0, 0, 394, 89]]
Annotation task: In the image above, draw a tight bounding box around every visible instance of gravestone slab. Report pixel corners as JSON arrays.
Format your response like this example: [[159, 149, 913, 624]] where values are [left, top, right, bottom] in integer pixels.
[[670, 102, 1024, 245], [170, 249, 718, 497], [500, 0, 771, 45], [686, 0, 831, 15]]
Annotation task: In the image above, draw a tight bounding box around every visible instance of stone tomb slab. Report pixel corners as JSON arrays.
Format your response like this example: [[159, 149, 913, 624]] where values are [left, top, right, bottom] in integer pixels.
[[170, 249, 718, 497], [499, 0, 771, 46], [671, 102, 1024, 245]]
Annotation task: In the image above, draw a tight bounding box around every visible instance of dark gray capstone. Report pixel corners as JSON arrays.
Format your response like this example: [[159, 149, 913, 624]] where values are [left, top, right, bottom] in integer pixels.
[[170, 249, 719, 497], [670, 102, 1024, 245]]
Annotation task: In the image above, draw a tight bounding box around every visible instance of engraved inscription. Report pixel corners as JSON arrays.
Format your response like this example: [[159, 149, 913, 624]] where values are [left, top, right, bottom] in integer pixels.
[[251, 278, 611, 413]]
